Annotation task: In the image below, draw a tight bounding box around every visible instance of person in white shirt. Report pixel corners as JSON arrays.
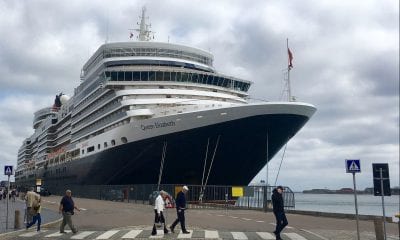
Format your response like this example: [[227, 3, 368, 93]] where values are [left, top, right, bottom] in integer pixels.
[[152, 190, 169, 235]]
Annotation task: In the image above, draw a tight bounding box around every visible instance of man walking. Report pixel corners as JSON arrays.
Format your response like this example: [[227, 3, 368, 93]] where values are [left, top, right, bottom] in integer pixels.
[[272, 186, 288, 240], [25, 187, 40, 224], [59, 189, 80, 234], [26, 198, 42, 232], [170, 186, 190, 234]]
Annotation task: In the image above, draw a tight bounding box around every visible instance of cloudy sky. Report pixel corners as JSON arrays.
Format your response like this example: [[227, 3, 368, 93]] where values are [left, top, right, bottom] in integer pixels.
[[0, 0, 398, 191]]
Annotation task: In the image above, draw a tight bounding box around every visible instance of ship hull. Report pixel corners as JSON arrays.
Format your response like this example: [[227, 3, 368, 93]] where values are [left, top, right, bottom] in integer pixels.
[[17, 104, 312, 188]]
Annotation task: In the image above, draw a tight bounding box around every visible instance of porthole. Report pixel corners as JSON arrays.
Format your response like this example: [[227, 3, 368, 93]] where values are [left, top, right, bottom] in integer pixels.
[[121, 137, 128, 144]]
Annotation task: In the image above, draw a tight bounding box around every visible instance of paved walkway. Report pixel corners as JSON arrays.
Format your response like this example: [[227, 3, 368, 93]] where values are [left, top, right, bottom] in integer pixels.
[[2, 225, 400, 240], [0, 226, 316, 240], [0, 195, 398, 240], [0, 197, 58, 233]]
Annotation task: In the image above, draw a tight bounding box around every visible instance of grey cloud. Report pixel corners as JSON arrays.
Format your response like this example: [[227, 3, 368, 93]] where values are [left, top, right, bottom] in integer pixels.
[[0, 0, 398, 187]]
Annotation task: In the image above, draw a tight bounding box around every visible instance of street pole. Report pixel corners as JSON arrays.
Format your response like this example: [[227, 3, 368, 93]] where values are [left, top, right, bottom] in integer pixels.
[[6, 174, 10, 229], [352, 172, 360, 240], [380, 168, 387, 240]]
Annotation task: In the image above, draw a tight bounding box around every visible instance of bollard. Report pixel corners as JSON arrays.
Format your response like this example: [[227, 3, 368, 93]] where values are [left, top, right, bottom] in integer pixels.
[[374, 218, 384, 240], [14, 210, 20, 229]]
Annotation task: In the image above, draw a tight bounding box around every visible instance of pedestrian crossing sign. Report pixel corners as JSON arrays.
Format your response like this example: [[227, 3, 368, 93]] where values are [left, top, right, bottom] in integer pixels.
[[346, 159, 361, 173], [4, 165, 13, 176]]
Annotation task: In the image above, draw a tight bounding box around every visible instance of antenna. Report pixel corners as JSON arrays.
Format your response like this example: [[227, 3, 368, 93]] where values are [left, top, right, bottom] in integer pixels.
[[128, 6, 154, 41], [105, 9, 109, 43]]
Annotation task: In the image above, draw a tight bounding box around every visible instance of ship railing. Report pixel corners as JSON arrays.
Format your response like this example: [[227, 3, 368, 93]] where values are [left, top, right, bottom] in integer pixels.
[[43, 184, 294, 211]]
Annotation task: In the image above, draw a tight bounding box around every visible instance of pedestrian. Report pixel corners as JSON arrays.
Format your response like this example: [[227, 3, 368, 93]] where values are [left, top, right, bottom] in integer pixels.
[[59, 189, 80, 234], [0, 188, 3, 200], [11, 189, 16, 202], [271, 186, 288, 240], [151, 190, 169, 235], [170, 185, 190, 234], [26, 197, 41, 231], [25, 187, 40, 223]]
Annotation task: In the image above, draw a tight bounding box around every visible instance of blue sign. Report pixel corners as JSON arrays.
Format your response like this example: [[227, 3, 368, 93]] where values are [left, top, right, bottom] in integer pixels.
[[4, 165, 13, 176], [346, 159, 361, 173]]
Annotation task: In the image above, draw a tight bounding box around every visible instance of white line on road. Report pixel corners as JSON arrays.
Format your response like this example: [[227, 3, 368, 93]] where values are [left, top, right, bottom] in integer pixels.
[[216, 214, 225, 217], [96, 230, 119, 239], [121, 230, 142, 239], [177, 230, 193, 239], [149, 230, 164, 238], [231, 232, 248, 240], [256, 232, 275, 239], [283, 232, 308, 240], [45, 230, 71, 237], [205, 230, 219, 238], [71, 231, 96, 239], [122, 230, 143, 239], [19, 230, 48, 237], [241, 218, 252, 221], [300, 229, 329, 240], [79, 208, 87, 211], [256, 220, 265, 223], [230, 216, 239, 219]]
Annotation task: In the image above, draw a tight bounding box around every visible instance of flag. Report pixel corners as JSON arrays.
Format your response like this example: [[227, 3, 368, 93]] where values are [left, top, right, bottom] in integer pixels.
[[288, 48, 293, 69], [130, 32, 134, 38]]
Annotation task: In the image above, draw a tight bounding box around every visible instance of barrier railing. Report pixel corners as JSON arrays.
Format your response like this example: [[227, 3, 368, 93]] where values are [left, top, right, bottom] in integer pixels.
[[47, 184, 295, 210]]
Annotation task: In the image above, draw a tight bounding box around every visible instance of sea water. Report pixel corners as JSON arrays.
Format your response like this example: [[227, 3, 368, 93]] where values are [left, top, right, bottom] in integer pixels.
[[294, 193, 400, 217]]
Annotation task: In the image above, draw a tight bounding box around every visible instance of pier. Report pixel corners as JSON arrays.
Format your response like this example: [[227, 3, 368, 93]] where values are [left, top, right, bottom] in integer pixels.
[[0, 195, 398, 240]]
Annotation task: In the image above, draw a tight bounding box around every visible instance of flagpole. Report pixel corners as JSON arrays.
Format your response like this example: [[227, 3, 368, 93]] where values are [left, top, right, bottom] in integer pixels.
[[287, 38, 292, 102]]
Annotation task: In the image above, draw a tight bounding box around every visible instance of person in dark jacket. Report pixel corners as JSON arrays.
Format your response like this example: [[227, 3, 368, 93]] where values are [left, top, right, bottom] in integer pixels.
[[271, 186, 288, 240], [170, 186, 190, 234], [59, 190, 80, 234]]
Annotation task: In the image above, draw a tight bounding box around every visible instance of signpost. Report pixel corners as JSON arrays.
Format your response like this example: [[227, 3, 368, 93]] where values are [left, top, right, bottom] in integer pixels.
[[345, 159, 361, 240], [4, 165, 14, 230], [373, 163, 391, 240]]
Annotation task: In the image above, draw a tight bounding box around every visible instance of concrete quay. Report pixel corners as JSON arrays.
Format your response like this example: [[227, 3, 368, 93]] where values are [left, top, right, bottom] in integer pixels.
[[0, 195, 398, 240]]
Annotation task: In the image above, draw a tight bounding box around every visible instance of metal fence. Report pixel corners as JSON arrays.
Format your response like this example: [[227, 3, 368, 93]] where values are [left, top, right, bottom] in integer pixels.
[[47, 184, 295, 210]]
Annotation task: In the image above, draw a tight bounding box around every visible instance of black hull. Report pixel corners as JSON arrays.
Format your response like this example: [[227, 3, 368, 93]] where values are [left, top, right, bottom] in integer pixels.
[[17, 114, 309, 187]]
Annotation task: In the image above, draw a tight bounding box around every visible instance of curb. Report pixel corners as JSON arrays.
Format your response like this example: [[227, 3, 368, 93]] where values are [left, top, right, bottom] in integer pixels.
[[0, 218, 62, 237]]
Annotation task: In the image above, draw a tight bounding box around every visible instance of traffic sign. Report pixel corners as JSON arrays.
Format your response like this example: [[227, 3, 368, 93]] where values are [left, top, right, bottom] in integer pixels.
[[346, 159, 361, 173], [372, 163, 391, 196], [4, 165, 13, 176]]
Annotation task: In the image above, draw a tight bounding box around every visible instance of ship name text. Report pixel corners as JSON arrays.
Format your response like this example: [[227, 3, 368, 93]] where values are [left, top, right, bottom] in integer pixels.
[[141, 121, 176, 131]]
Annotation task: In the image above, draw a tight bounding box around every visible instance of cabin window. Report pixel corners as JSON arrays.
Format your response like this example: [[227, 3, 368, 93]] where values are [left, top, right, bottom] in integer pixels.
[[81, 150, 84, 154], [104, 142, 108, 148], [111, 140, 116, 146], [121, 137, 128, 144], [98, 144, 101, 150], [87, 146, 94, 153]]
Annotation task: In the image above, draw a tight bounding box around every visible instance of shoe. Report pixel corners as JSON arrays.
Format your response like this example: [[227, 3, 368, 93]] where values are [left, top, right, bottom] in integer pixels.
[[170, 226, 175, 233], [60, 231, 67, 234], [182, 231, 190, 234], [164, 229, 169, 234]]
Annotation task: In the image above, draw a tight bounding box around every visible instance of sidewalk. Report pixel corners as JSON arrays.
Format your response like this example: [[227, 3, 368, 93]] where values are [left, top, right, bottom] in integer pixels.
[[0, 195, 398, 239], [0, 197, 60, 233]]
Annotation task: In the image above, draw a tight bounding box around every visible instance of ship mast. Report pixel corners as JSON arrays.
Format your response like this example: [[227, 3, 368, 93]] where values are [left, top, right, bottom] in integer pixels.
[[129, 6, 154, 41]]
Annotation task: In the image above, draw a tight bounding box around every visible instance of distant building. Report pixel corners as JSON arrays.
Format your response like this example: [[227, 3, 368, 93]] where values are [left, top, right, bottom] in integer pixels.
[[303, 189, 335, 194]]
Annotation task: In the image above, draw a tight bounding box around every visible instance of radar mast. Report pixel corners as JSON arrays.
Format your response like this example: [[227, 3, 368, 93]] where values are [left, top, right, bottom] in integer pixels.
[[129, 7, 154, 41]]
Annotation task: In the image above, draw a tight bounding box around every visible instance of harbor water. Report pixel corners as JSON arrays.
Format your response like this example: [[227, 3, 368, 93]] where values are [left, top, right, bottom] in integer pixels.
[[294, 193, 400, 217]]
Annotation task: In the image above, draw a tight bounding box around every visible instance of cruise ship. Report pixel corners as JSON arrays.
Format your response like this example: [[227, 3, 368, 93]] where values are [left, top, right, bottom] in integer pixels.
[[15, 8, 316, 188]]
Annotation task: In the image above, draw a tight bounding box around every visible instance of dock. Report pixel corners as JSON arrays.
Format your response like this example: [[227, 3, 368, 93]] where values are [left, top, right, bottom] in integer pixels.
[[0, 195, 398, 240]]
